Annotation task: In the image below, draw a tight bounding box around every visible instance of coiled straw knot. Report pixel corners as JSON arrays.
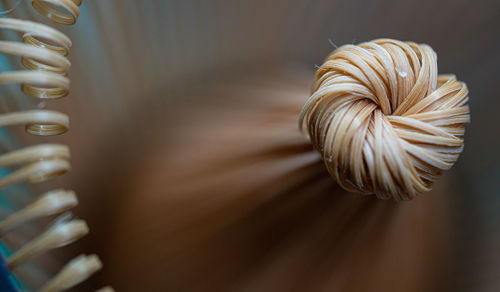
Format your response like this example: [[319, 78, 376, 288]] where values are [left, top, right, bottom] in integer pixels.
[[299, 39, 470, 201]]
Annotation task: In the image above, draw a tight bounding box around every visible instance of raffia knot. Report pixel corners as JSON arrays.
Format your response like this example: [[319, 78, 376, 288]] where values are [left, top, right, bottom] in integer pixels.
[[299, 39, 470, 200]]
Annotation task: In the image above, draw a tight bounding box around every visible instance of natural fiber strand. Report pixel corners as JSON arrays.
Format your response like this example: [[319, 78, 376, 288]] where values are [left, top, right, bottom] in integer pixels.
[[299, 38, 470, 200]]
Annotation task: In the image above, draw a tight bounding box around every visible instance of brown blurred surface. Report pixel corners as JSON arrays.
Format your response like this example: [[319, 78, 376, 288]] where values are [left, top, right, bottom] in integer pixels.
[[69, 71, 454, 291]]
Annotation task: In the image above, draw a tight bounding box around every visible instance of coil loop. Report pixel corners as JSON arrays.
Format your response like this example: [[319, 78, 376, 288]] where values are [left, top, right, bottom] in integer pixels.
[[0, 1, 106, 290], [0, 18, 72, 99], [32, 0, 82, 26]]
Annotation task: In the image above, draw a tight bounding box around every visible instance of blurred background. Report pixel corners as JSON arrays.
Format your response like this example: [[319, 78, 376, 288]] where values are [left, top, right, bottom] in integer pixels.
[[1, 0, 499, 291]]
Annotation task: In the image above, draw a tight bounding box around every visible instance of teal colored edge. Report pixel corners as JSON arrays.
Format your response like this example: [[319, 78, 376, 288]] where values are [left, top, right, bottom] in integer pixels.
[[0, 128, 26, 291]]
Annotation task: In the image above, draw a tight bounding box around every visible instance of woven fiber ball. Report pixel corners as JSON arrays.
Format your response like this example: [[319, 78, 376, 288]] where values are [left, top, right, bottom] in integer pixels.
[[299, 39, 470, 201]]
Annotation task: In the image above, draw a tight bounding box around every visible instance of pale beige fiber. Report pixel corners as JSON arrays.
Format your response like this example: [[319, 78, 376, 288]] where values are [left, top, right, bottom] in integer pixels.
[[0, 0, 108, 290], [299, 39, 470, 201]]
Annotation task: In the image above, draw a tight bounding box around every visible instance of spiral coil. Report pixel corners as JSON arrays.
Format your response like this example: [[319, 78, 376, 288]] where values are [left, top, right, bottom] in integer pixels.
[[0, 1, 107, 290]]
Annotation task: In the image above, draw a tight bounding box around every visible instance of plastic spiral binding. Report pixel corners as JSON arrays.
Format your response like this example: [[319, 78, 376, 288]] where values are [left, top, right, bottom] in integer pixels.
[[0, 1, 110, 291]]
